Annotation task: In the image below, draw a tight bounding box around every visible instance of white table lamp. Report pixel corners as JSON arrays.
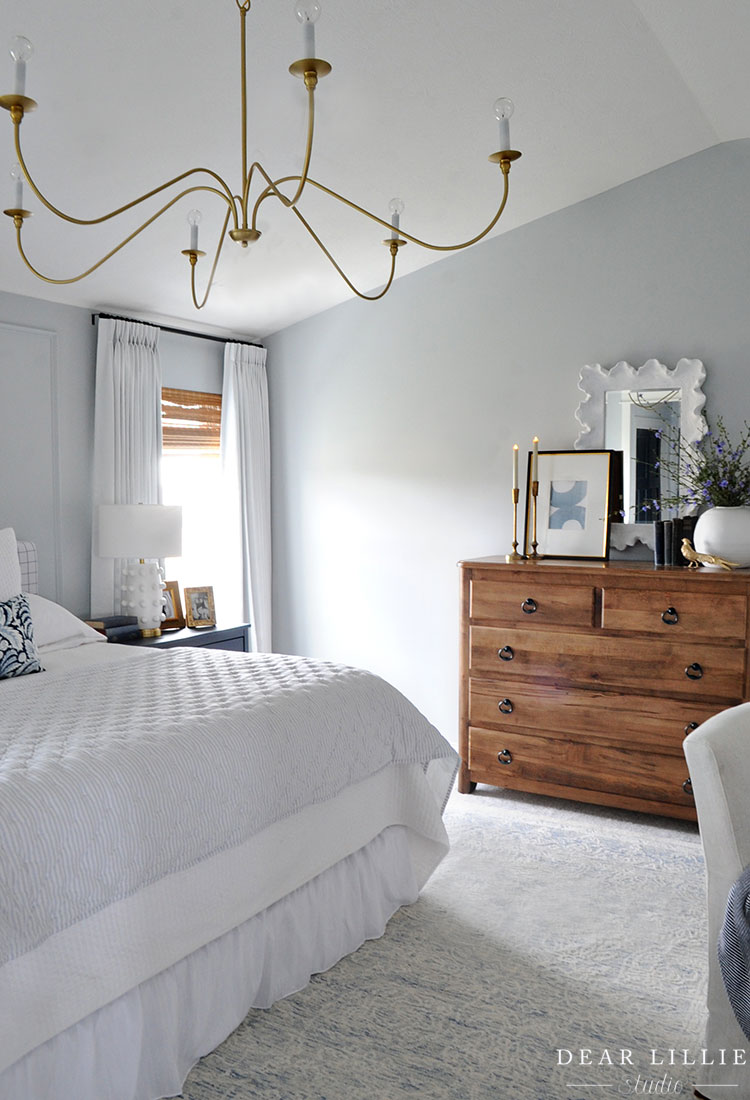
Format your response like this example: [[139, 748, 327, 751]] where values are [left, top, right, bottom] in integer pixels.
[[98, 504, 182, 636]]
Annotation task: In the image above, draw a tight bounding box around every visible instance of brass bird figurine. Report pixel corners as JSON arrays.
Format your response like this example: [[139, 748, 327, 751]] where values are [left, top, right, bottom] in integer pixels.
[[681, 537, 740, 571]]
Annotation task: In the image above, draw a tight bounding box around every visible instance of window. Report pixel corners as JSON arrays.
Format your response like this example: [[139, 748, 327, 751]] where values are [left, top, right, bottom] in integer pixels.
[[161, 388, 241, 621]]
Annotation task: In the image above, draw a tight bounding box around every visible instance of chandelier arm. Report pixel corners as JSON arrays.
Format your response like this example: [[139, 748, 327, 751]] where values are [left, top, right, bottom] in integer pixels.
[[239, 163, 257, 218], [246, 143, 314, 232], [12, 120, 238, 228], [290, 205, 399, 301], [189, 206, 233, 310], [303, 169, 512, 251], [249, 167, 510, 251], [279, 84, 316, 210], [235, 2, 320, 223], [248, 164, 287, 229], [10, 185, 230, 285]]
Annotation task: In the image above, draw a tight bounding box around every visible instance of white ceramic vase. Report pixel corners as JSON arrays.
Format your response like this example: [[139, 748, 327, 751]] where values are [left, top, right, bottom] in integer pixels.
[[693, 506, 750, 568]]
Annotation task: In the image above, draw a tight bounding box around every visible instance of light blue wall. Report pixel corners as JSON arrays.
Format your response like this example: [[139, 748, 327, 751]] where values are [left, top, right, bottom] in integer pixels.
[[161, 330, 224, 394], [0, 295, 96, 614], [0, 303, 227, 615], [266, 141, 750, 743]]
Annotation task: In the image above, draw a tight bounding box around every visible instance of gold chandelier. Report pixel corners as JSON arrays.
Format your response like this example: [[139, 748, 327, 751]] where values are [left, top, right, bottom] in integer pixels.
[[1, 1, 521, 310]]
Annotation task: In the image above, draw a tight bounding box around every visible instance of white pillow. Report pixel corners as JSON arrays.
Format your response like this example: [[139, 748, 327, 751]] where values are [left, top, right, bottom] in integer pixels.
[[0, 527, 22, 602], [26, 594, 106, 651]]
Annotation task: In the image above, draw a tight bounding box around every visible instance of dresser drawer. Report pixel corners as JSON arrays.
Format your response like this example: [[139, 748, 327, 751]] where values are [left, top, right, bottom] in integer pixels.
[[470, 625, 746, 700], [468, 726, 695, 808], [470, 578, 594, 628], [468, 680, 722, 753], [601, 586, 746, 641]]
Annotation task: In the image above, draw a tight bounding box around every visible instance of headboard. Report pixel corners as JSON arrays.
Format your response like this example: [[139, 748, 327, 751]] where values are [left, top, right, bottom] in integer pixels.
[[17, 540, 39, 594]]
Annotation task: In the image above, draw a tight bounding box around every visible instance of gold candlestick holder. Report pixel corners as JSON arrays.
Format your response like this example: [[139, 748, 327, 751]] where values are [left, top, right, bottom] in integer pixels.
[[529, 480, 543, 558], [506, 487, 524, 561]]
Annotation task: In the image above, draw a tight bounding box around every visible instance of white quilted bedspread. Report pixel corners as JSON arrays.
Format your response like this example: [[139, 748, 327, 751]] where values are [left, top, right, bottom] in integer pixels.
[[0, 648, 455, 967]]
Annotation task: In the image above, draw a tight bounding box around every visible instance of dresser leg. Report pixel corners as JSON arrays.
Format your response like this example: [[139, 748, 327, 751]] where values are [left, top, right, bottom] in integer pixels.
[[458, 762, 476, 793]]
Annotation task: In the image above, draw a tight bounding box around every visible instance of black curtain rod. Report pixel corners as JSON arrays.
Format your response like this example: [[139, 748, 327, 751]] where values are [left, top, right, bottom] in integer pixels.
[[92, 312, 264, 349]]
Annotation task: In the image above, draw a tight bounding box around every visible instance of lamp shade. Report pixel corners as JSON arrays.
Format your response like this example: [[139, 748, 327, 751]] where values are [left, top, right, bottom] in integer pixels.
[[98, 504, 182, 559]]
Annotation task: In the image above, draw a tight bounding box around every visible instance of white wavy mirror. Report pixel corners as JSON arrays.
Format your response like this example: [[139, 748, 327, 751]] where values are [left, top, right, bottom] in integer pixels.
[[575, 358, 707, 550]]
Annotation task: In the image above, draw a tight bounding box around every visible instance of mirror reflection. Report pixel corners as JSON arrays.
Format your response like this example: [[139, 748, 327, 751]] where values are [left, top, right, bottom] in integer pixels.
[[605, 389, 680, 523]]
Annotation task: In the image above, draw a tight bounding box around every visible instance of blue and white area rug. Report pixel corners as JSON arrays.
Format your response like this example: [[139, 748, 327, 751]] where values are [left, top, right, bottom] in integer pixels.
[[180, 787, 706, 1099]]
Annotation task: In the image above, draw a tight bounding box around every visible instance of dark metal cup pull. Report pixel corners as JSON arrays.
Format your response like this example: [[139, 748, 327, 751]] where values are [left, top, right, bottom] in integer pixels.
[[498, 698, 514, 714], [498, 749, 513, 765], [497, 646, 514, 662], [682, 778, 694, 796], [662, 607, 679, 625], [685, 663, 704, 681], [684, 721, 699, 735], [521, 597, 537, 615]]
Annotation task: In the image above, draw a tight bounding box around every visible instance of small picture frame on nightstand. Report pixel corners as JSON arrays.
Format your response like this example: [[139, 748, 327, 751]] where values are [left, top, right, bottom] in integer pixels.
[[185, 586, 216, 628], [162, 580, 186, 630]]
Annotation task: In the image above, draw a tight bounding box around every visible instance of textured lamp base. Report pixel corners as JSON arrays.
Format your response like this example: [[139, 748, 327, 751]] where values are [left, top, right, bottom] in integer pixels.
[[120, 561, 165, 635]]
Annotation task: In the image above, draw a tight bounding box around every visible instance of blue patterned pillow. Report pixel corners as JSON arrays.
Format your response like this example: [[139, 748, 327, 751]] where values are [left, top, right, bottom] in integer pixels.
[[0, 593, 43, 679]]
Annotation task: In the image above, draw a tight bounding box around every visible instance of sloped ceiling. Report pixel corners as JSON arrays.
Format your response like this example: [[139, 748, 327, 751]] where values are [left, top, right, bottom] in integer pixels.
[[0, 0, 747, 339]]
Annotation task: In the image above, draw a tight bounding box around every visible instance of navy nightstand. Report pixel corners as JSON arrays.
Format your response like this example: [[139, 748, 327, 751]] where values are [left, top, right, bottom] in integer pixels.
[[118, 623, 251, 652]]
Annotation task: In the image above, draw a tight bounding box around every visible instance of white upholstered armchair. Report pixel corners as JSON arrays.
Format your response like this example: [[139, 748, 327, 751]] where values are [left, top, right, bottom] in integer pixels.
[[684, 703, 750, 1099]]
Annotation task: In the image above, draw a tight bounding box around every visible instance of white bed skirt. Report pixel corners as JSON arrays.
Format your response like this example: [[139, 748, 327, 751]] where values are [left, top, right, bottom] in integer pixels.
[[1, 824, 420, 1100]]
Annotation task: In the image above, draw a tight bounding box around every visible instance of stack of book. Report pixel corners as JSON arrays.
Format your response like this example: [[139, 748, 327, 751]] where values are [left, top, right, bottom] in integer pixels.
[[85, 615, 141, 642], [653, 516, 698, 567]]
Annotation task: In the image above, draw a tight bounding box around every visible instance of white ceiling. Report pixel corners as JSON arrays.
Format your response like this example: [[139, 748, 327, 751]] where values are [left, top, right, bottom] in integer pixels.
[[0, 0, 747, 340]]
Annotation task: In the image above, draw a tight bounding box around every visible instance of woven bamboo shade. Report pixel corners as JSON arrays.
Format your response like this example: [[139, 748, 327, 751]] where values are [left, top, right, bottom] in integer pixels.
[[161, 388, 221, 453]]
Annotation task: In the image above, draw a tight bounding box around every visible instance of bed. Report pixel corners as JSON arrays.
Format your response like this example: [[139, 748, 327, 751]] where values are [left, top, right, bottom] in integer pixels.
[[0, 528, 458, 1100]]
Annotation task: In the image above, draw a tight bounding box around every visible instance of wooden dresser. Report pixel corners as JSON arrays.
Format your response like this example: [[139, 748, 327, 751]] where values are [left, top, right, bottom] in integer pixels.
[[459, 557, 750, 820]]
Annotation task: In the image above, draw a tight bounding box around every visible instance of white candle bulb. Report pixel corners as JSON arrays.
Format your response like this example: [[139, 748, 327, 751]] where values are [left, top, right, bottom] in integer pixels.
[[10, 163, 23, 209], [187, 208, 202, 252], [389, 197, 404, 241], [294, 1, 321, 57], [494, 97, 514, 152], [9, 37, 33, 98], [512, 444, 519, 491], [532, 436, 539, 482]]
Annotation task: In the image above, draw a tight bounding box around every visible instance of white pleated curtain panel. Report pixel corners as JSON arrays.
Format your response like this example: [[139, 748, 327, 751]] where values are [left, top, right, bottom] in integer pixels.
[[90, 319, 163, 616], [222, 342, 272, 652]]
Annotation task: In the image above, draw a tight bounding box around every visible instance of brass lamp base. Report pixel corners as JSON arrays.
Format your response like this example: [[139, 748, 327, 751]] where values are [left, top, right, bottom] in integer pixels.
[[141, 627, 161, 638]]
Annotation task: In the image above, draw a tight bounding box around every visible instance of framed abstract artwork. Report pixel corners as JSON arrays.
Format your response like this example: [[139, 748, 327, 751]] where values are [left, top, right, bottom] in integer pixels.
[[523, 449, 621, 560]]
